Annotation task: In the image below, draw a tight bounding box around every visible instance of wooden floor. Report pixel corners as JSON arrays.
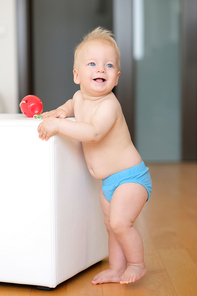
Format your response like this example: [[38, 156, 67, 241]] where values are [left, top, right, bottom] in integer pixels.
[[1, 163, 197, 296]]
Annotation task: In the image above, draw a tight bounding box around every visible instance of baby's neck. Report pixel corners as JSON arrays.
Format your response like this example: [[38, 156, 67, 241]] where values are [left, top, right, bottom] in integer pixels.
[[81, 90, 112, 102]]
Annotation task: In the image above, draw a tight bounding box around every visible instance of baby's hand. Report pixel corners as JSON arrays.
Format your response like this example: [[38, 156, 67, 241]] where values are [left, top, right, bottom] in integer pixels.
[[37, 118, 59, 141], [42, 108, 67, 119]]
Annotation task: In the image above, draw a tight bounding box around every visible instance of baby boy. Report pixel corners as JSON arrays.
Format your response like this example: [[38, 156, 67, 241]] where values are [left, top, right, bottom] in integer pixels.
[[38, 27, 152, 284]]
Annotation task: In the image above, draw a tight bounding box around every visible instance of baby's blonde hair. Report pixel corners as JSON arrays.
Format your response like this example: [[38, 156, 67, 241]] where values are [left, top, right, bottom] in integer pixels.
[[74, 27, 120, 70]]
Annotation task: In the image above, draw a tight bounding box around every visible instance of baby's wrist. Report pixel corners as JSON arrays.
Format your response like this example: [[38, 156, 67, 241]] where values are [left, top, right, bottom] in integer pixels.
[[57, 118, 64, 134]]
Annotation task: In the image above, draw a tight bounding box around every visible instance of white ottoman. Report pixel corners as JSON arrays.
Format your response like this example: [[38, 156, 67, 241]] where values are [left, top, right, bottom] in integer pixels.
[[0, 114, 108, 288]]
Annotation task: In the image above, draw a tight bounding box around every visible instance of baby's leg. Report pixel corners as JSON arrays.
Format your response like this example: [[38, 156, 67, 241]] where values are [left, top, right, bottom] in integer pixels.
[[92, 190, 127, 284], [110, 183, 148, 284]]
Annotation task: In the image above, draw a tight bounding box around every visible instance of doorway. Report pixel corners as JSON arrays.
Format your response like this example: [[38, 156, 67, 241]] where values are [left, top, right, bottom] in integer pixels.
[[114, 0, 197, 162], [134, 0, 181, 162]]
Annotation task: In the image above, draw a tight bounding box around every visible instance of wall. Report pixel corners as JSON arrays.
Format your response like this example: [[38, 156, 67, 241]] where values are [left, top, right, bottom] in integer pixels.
[[32, 0, 113, 111], [0, 0, 18, 113]]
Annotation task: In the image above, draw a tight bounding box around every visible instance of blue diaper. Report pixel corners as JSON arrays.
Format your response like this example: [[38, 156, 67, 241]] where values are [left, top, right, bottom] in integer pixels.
[[102, 161, 152, 202]]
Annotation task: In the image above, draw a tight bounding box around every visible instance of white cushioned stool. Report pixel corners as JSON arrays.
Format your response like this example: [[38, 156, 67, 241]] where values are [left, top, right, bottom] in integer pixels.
[[0, 114, 108, 288]]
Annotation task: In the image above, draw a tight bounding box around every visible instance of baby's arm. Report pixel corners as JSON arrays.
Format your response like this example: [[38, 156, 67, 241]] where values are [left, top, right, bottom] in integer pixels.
[[42, 98, 74, 119], [57, 98, 119, 142], [38, 95, 119, 142]]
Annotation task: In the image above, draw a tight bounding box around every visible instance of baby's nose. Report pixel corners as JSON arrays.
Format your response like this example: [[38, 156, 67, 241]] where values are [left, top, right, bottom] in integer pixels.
[[96, 66, 105, 73]]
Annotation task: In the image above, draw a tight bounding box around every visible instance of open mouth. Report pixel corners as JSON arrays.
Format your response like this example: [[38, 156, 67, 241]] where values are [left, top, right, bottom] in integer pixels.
[[93, 78, 106, 83]]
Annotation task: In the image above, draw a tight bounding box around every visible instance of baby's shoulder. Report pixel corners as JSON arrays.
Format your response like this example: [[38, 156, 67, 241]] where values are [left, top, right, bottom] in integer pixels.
[[72, 91, 84, 109], [101, 92, 122, 111], [73, 90, 83, 101]]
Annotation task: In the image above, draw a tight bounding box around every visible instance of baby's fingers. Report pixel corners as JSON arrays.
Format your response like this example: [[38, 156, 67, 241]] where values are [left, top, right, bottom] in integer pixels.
[[38, 131, 49, 141], [41, 110, 55, 119], [37, 123, 46, 140]]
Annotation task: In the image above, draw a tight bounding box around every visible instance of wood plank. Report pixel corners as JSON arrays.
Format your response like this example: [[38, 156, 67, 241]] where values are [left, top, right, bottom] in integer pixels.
[[102, 269, 177, 296], [144, 243, 165, 271], [143, 164, 197, 250], [0, 283, 31, 295], [158, 248, 197, 296], [64, 262, 103, 296], [30, 261, 103, 296], [101, 250, 177, 296], [187, 249, 197, 267]]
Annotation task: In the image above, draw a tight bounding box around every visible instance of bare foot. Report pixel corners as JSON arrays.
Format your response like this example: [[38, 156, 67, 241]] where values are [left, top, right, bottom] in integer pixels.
[[92, 268, 124, 285], [120, 263, 147, 284]]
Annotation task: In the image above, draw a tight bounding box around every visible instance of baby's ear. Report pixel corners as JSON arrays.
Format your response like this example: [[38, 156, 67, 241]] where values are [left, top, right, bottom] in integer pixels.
[[73, 69, 80, 84], [115, 71, 121, 86]]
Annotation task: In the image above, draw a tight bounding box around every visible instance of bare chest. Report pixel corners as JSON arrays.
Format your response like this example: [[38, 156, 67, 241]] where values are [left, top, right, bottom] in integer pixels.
[[74, 100, 99, 123]]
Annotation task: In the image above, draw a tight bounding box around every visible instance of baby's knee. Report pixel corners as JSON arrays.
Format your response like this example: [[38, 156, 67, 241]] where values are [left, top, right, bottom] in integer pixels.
[[110, 217, 133, 235]]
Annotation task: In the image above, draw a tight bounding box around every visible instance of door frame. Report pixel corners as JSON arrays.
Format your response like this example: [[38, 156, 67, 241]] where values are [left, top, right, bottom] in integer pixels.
[[181, 0, 197, 160], [16, 0, 32, 101], [113, 0, 135, 141]]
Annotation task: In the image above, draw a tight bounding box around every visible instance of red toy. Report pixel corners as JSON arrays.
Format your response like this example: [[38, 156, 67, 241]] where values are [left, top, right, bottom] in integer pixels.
[[20, 95, 43, 117]]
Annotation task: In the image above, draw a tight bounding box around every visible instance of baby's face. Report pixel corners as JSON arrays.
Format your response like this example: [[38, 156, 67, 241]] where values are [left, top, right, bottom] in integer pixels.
[[73, 40, 120, 98]]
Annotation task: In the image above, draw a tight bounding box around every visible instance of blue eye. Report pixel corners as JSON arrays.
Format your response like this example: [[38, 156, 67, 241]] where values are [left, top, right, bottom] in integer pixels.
[[89, 62, 96, 66], [106, 64, 113, 68]]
